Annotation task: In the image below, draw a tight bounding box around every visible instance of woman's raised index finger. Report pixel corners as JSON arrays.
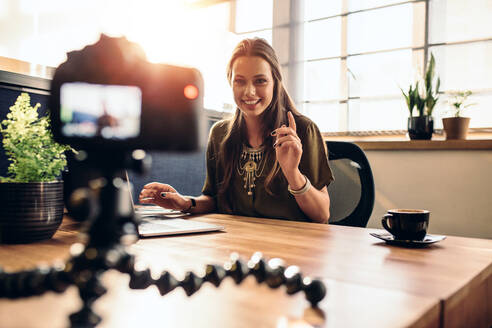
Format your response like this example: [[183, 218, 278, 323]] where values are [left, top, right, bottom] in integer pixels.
[[288, 111, 296, 132]]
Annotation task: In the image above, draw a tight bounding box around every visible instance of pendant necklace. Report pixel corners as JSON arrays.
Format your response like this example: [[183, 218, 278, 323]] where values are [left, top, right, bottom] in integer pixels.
[[237, 145, 267, 196]]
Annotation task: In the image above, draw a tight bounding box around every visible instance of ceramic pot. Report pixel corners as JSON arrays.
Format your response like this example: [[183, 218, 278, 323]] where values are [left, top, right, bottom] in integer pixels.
[[408, 116, 434, 140], [442, 117, 470, 140], [0, 181, 64, 244]]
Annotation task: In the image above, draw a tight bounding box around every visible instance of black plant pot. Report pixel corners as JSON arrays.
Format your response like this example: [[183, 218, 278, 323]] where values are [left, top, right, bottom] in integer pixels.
[[0, 181, 64, 244], [408, 116, 434, 140]]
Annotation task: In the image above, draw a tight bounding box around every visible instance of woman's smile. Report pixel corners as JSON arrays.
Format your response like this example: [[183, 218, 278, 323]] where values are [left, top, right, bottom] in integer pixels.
[[242, 98, 261, 110], [243, 99, 260, 105]]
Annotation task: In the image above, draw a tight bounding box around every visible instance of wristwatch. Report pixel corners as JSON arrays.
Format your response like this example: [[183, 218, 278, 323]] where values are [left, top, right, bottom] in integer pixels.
[[182, 197, 196, 213]]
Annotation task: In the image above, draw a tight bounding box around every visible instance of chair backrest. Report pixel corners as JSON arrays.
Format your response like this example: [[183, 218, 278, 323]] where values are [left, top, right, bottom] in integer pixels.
[[129, 119, 218, 200], [128, 149, 207, 200], [326, 141, 375, 227]]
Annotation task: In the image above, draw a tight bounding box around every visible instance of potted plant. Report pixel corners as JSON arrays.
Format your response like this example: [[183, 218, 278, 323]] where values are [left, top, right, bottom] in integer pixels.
[[442, 90, 475, 140], [0, 93, 72, 243], [401, 54, 440, 140]]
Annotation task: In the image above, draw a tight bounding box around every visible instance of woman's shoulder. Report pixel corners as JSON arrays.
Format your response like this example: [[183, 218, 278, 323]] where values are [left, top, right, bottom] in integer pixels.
[[210, 119, 230, 134], [208, 119, 231, 143], [293, 114, 314, 127], [292, 114, 320, 135]]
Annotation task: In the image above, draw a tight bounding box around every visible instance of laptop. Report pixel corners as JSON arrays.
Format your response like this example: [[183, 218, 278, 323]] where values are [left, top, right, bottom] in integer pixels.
[[125, 171, 224, 237]]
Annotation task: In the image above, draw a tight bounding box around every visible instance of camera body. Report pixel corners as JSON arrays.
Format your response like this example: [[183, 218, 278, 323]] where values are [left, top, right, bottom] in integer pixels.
[[49, 35, 205, 152]]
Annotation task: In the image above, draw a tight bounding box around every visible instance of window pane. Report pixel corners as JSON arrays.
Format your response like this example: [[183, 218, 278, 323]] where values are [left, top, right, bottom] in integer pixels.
[[348, 98, 408, 131], [304, 103, 347, 132], [467, 94, 492, 128], [347, 49, 414, 98], [304, 0, 342, 21], [348, 0, 407, 12], [235, 0, 273, 33], [429, 0, 492, 44], [304, 59, 342, 101], [304, 17, 341, 59], [347, 4, 412, 54], [430, 41, 492, 92]]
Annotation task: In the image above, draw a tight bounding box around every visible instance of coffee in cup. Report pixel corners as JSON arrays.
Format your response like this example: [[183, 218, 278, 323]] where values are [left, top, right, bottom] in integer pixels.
[[381, 209, 429, 241]]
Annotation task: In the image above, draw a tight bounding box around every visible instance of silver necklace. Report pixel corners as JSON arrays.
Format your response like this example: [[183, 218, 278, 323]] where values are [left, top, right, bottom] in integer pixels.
[[237, 145, 267, 196]]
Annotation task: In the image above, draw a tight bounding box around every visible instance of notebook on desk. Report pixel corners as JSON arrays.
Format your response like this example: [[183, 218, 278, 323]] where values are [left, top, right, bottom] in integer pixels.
[[125, 171, 224, 237]]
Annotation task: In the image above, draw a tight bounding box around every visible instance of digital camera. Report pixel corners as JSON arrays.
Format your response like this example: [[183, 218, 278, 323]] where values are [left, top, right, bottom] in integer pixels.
[[49, 35, 205, 151]]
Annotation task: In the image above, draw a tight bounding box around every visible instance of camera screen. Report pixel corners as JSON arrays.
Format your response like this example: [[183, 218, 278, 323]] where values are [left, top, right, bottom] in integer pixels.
[[60, 83, 142, 140]]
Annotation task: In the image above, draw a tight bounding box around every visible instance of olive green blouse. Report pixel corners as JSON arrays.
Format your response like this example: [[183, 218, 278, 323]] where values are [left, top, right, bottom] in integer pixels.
[[202, 115, 334, 222]]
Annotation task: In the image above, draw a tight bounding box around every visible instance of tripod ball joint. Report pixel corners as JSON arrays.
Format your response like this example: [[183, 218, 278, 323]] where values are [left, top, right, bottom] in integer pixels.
[[180, 271, 204, 296], [302, 278, 327, 307], [224, 252, 249, 284], [203, 264, 226, 287]]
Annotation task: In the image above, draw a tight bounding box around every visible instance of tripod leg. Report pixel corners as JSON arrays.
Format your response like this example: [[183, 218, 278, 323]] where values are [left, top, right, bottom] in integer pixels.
[[69, 271, 107, 328]]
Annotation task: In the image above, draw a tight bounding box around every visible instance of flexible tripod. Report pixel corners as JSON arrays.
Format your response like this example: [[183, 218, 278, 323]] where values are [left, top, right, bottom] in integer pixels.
[[0, 151, 326, 327]]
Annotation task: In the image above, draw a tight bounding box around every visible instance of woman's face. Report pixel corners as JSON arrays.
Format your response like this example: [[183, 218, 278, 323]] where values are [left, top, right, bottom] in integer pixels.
[[231, 56, 274, 119]]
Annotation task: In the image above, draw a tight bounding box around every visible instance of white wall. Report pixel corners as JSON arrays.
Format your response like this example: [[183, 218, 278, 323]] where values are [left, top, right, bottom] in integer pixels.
[[365, 150, 492, 239]]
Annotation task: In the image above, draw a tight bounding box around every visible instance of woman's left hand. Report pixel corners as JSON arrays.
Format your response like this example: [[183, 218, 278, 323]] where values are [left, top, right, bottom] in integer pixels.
[[273, 111, 302, 177]]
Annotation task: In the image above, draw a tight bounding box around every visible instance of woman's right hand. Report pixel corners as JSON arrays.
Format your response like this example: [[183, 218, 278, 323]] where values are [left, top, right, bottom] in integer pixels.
[[138, 182, 190, 211]]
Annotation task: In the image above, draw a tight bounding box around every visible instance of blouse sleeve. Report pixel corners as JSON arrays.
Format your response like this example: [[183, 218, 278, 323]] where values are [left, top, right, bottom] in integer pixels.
[[299, 120, 334, 190], [201, 123, 220, 197]]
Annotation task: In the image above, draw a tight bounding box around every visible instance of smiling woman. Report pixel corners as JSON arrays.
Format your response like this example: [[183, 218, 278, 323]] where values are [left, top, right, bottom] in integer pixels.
[[139, 38, 334, 224]]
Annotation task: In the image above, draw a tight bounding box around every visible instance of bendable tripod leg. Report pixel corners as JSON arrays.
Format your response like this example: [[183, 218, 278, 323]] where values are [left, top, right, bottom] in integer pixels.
[[115, 252, 326, 308], [65, 241, 134, 327], [68, 272, 106, 328], [0, 264, 72, 299]]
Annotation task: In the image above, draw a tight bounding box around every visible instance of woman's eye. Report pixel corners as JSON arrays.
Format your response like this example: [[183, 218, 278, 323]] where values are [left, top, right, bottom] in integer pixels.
[[234, 79, 245, 85], [255, 78, 267, 84]]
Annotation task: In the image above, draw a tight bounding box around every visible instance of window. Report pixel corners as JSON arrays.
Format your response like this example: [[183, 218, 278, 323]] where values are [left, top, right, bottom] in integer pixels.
[[234, 0, 492, 133], [428, 0, 492, 128], [302, 0, 492, 132], [300, 1, 419, 133]]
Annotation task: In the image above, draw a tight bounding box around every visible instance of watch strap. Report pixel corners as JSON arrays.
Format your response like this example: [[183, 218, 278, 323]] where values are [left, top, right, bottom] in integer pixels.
[[181, 197, 196, 213]]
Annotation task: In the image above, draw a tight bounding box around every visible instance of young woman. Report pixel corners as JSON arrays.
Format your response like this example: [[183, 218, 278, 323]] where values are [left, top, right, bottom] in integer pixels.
[[139, 38, 333, 223]]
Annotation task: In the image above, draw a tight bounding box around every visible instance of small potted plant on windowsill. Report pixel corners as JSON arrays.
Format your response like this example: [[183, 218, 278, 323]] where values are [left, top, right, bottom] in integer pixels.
[[0, 93, 72, 243], [401, 54, 440, 140], [442, 90, 475, 140]]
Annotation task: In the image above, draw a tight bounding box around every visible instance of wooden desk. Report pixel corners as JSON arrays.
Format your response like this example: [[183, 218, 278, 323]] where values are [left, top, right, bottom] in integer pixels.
[[1, 214, 491, 328]]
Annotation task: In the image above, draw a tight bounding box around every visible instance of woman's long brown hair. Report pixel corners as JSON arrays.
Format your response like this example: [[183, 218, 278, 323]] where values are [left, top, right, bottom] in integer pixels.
[[218, 38, 301, 211]]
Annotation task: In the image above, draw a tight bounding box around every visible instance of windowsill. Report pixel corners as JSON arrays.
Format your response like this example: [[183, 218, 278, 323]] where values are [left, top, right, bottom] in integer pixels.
[[324, 132, 492, 150]]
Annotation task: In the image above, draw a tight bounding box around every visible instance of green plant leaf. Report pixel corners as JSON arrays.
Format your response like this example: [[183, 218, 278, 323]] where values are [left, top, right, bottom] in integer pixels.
[[0, 93, 74, 182]]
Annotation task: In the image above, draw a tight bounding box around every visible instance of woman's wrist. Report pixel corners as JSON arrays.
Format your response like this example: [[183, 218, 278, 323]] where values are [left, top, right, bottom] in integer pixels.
[[285, 169, 305, 190]]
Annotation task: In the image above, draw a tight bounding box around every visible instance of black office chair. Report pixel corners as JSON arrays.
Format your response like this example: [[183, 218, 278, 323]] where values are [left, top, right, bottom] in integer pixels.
[[326, 141, 375, 227], [128, 149, 207, 200], [129, 120, 217, 200]]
